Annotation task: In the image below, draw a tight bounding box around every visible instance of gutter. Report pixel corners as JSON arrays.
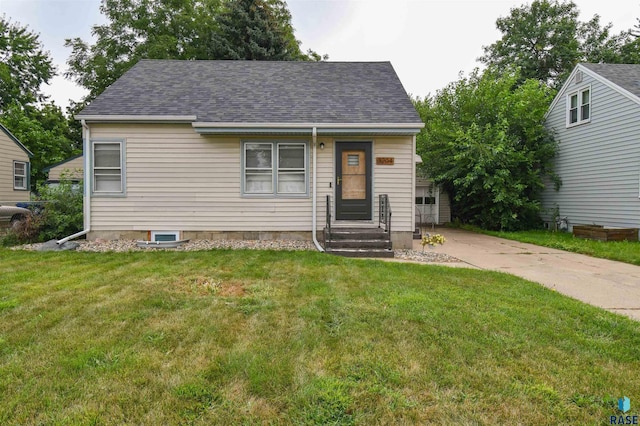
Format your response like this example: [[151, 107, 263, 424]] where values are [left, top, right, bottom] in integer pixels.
[[192, 122, 425, 136], [75, 114, 197, 123], [57, 120, 91, 244], [311, 126, 324, 252]]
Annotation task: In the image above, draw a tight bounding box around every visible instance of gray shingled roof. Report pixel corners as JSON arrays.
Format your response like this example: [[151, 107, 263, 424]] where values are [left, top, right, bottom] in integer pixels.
[[582, 63, 640, 99], [79, 60, 421, 124]]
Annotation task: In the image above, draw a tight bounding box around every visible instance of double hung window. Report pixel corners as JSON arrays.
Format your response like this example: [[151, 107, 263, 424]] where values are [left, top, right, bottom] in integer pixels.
[[92, 141, 124, 195], [568, 87, 591, 126], [13, 161, 28, 190], [243, 141, 308, 196]]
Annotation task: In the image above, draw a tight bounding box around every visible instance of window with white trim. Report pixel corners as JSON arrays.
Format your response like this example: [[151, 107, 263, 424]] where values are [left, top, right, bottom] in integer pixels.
[[243, 141, 308, 196], [13, 161, 28, 190], [92, 141, 124, 194], [567, 86, 591, 126]]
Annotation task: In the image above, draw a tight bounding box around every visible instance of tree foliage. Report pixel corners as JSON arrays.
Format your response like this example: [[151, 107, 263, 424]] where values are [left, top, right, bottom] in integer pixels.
[[0, 16, 55, 112], [480, 0, 639, 88], [35, 176, 84, 241], [0, 17, 80, 189], [65, 0, 321, 102], [210, 0, 310, 61], [414, 69, 558, 231], [1, 103, 81, 189]]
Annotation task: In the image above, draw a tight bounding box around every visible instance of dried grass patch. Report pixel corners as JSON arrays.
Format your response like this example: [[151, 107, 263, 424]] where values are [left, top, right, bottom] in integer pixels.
[[171, 275, 246, 297]]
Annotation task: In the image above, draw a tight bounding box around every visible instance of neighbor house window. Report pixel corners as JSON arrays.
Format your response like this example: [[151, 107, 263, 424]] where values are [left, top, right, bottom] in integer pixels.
[[13, 161, 28, 190], [243, 141, 308, 196], [92, 141, 124, 195], [567, 86, 591, 126]]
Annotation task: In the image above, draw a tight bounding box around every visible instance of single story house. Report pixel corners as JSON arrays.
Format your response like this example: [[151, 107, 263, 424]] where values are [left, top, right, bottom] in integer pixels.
[[541, 63, 640, 235], [0, 123, 32, 203], [43, 154, 84, 186], [72, 60, 424, 249]]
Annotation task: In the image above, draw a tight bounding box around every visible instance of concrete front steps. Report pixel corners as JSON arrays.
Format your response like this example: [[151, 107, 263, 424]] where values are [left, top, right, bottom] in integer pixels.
[[324, 227, 394, 258]]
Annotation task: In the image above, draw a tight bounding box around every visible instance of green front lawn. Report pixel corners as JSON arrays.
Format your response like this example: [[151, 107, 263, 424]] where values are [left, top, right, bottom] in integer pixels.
[[472, 227, 640, 266], [1, 249, 639, 424]]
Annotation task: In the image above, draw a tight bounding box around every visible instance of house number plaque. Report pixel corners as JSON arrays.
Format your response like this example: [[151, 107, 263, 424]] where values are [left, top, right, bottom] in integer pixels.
[[376, 157, 395, 165]]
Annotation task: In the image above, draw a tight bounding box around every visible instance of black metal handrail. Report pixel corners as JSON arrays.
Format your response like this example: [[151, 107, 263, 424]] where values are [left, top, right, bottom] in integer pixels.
[[378, 194, 392, 249], [325, 194, 332, 247]]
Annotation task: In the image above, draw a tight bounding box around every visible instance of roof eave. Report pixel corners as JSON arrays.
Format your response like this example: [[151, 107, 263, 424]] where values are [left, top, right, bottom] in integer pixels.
[[192, 122, 425, 136], [75, 115, 198, 123], [42, 153, 84, 173]]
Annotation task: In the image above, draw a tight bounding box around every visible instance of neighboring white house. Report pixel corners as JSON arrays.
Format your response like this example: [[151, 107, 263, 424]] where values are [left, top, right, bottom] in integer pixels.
[[43, 154, 84, 186], [541, 63, 640, 234], [74, 60, 424, 249], [0, 123, 32, 203], [415, 176, 451, 227]]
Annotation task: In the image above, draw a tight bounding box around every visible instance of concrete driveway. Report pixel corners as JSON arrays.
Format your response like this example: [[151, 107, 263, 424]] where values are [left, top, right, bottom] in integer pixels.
[[415, 228, 640, 321]]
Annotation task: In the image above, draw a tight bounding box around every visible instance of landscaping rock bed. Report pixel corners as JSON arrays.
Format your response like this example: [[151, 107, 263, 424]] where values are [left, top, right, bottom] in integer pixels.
[[14, 239, 461, 263]]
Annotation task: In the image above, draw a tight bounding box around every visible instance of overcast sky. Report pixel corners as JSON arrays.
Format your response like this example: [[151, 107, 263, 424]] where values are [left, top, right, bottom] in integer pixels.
[[2, 0, 639, 110]]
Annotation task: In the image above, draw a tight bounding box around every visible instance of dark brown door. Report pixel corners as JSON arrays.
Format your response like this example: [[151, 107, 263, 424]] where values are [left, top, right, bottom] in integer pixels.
[[335, 142, 372, 220]]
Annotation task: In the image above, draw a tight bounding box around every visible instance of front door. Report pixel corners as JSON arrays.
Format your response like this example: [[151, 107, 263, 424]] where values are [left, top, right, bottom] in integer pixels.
[[335, 142, 372, 220]]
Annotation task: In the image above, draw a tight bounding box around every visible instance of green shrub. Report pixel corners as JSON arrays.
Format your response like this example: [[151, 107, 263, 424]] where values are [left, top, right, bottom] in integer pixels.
[[1, 176, 83, 246], [35, 177, 83, 241]]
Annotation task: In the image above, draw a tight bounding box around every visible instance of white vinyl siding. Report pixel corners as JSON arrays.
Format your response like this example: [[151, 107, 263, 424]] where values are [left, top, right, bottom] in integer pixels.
[[242, 141, 308, 196], [373, 138, 414, 232], [89, 125, 315, 232], [92, 141, 124, 195], [542, 67, 640, 233], [0, 130, 30, 202], [87, 125, 414, 236], [13, 161, 28, 190]]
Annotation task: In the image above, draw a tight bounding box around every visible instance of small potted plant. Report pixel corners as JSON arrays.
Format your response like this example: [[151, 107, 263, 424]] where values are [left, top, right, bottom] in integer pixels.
[[421, 233, 446, 252]]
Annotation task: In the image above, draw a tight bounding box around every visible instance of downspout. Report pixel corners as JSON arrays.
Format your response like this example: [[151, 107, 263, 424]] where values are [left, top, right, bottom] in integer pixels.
[[57, 120, 91, 244], [311, 126, 324, 252]]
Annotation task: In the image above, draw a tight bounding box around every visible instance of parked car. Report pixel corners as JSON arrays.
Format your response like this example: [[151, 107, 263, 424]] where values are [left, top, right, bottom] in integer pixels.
[[0, 205, 32, 228]]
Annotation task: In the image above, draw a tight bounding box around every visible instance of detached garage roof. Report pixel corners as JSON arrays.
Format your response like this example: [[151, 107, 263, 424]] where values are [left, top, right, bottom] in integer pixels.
[[77, 60, 424, 135]]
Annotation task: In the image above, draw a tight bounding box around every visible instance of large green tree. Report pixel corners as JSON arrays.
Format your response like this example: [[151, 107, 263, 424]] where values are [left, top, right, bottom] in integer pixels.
[[0, 16, 55, 112], [414, 68, 558, 231], [65, 0, 320, 102], [480, 0, 635, 88], [0, 17, 80, 190], [210, 0, 307, 60], [65, 0, 219, 102]]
